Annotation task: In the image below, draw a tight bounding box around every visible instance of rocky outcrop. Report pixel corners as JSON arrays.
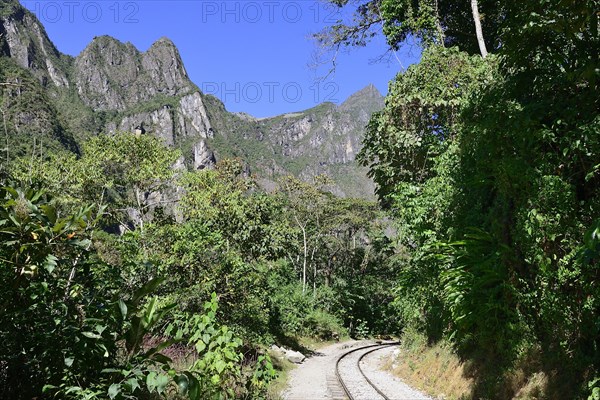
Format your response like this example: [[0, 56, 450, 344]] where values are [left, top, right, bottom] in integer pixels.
[[74, 36, 193, 111], [0, 1, 69, 88], [107, 106, 176, 145], [258, 86, 383, 165], [192, 140, 216, 170], [338, 83, 384, 116], [177, 92, 213, 139], [73, 35, 215, 167], [206, 87, 383, 197], [142, 38, 190, 97]]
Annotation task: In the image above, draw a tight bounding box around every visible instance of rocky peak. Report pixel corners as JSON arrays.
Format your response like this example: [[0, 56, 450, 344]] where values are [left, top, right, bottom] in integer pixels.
[[339, 84, 384, 113], [0, 2, 384, 198], [142, 37, 190, 95], [74, 36, 194, 111], [0, 1, 69, 87]]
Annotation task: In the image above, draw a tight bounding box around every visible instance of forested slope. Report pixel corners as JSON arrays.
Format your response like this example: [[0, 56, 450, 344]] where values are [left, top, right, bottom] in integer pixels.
[[320, 0, 599, 398]]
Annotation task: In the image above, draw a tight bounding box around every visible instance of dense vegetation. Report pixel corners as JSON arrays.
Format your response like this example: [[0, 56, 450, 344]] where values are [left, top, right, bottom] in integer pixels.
[[0, 132, 397, 399], [1, 0, 598, 399], [320, 0, 599, 398]]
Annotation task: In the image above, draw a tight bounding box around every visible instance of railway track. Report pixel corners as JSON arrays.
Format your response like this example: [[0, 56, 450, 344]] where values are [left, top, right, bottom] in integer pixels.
[[334, 342, 399, 400]]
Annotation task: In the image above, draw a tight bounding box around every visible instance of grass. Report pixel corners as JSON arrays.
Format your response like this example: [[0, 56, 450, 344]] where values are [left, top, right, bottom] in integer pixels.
[[383, 329, 570, 400], [384, 330, 473, 400], [266, 351, 295, 400]]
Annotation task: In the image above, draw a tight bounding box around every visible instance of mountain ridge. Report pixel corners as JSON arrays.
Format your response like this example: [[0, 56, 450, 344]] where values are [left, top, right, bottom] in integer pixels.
[[0, 1, 383, 197]]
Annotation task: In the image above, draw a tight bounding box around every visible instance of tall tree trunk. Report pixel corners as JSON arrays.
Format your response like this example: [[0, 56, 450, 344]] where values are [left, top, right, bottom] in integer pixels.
[[135, 186, 144, 233], [471, 0, 488, 58], [300, 223, 307, 294], [434, 0, 445, 46], [311, 246, 318, 297]]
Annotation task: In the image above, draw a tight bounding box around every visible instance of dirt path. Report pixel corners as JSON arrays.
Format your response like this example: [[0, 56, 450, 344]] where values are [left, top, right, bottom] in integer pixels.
[[281, 340, 432, 400]]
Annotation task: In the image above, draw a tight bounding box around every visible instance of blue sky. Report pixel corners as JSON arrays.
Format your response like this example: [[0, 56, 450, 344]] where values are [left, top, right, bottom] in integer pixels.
[[20, 1, 420, 117]]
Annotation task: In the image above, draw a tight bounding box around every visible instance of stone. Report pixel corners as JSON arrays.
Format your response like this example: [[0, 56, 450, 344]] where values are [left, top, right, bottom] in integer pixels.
[[285, 350, 306, 364], [270, 344, 283, 353], [193, 140, 216, 170]]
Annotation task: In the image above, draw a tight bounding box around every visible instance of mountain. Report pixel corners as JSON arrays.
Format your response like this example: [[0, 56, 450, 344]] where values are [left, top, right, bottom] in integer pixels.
[[0, 0, 383, 197], [204, 88, 383, 197]]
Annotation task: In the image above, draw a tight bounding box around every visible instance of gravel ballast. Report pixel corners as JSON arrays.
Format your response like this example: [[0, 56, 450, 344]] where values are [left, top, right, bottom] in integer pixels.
[[282, 340, 432, 400]]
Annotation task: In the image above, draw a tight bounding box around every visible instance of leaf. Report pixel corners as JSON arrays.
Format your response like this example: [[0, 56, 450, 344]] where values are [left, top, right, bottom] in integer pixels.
[[52, 219, 68, 234], [195, 340, 206, 353], [146, 371, 157, 392], [30, 189, 45, 203], [7, 213, 20, 228], [184, 372, 201, 400], [118, 299, 128, 319], [42, 384, 58, 393], [150, 353, 173, 365], [40, 205, 57, 224], [99, 344, 109, 358], [215, 359, 226, 374], [155, 374, 170, 394], [102, 368, 122, 374], [64, 356, 74, 367], [108, 383, 121, 399], [43, 254, 58, 274], [131, 277, 165, 306], [82, 331, 102, 340], [202, 333, 211, 344], [124, 377, 141, 393], [174, 374, 189, 393], [95, 324, 107, 335]]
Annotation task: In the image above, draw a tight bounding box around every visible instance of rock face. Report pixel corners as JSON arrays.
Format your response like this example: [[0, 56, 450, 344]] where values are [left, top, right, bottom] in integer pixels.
[[193, 140, 216, 170], [74, 36, 192, 111], [108, 106, 176, 145], [0, 1, 69, 88], [177, 92, 213, 139], [204, 88, 384, 197], [0, 1, 78, 155], [0, 0, 384, 196], [70, 34, 217, 169]]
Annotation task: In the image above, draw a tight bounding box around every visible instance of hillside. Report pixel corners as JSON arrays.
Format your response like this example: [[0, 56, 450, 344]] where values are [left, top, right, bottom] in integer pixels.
[[0, 0, 383, 197]]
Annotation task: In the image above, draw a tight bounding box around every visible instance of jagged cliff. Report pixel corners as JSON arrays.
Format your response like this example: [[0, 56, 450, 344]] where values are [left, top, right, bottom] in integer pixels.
[[0, 0, 68, 88], [74, 35, 216, 168], [204, 85, 383, 197], [0, 0, 383, 197]]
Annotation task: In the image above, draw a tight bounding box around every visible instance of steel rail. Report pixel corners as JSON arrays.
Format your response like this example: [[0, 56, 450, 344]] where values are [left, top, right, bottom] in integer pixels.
[[335, 342, 399, 400]]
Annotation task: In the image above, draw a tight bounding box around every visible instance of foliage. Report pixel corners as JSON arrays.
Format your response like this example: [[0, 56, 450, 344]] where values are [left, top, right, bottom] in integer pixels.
[[339, 0, 600, 396], [165, 293, 275, 399], [179, 159, 291, 261], [11, 133, 181, 228], [268, 281, 347, 340], [0, 180, 281, 399], [358, 45, 494, 203], [0, 57, 78, 172], [315, 0, 504, 55], [438, 229, 520, 361], [0, 185, 112, 398]]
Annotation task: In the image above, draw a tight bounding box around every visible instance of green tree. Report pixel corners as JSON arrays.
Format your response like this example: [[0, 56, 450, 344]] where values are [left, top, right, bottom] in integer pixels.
[[329, 0, 599, 395], [0, 185, 113, 398], [12, 133, 181, 231], [278, 175, 334, 294], [315, 0, 504, 57]]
